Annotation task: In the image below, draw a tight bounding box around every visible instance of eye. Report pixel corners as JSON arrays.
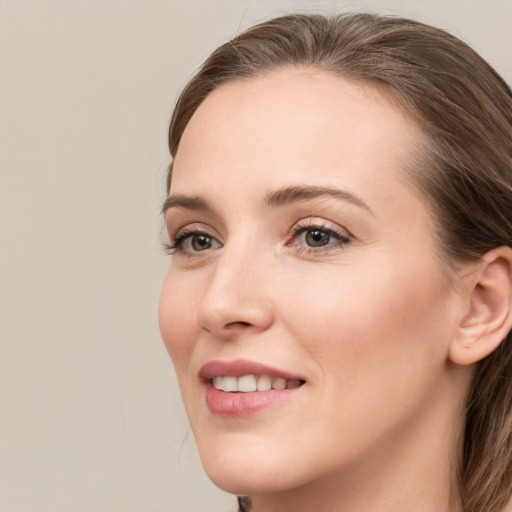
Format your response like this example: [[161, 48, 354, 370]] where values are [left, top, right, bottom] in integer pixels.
[[182, 233, 217, 252], [166, 228, 222, 255], [301, 228, 335, 247], [288, 222, 350, 253]]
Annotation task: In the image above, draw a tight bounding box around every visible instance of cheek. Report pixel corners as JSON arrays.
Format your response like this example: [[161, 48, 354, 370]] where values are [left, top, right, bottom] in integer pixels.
[[266, 261, 456, 471], [158, 271, 198, 378], [281, 258, 453, 397]]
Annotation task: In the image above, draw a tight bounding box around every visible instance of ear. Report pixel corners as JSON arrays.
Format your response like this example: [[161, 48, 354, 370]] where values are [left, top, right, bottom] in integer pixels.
[[449, 247, 512, 366]]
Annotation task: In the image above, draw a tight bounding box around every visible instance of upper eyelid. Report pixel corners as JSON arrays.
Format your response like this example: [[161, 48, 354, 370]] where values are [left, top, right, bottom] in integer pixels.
[[164, 202, 229, 239], [166, 216, 352, 246], [168, 219, 350, 239], [289, 218, 351, 237], [167, 222, 217, 240], [292, 225, 348, 239]]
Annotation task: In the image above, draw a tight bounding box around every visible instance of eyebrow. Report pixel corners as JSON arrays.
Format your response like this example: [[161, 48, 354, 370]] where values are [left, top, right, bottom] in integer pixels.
[[264, 185, 373, 214], [162, 194, 213, 216], [162, 185, 373, 216]]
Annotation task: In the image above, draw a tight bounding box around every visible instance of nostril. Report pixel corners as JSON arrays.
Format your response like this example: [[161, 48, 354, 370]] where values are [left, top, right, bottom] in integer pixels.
[[225, 321, 252, 328]]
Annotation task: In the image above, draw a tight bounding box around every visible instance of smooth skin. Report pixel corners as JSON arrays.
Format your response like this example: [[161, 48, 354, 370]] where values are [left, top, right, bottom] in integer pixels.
[[159, 69, 512, 512]]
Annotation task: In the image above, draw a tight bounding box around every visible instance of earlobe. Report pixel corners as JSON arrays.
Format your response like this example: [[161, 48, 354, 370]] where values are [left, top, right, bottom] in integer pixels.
[[449, 247, 512, 366]]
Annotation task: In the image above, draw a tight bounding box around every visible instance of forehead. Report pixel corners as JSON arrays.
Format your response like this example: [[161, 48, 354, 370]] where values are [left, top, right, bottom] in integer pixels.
[[171, 68, 423, 211]]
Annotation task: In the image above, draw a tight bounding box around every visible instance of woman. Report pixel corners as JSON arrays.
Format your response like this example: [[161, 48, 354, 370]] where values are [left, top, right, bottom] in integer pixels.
[[159, 13, 512, 512]]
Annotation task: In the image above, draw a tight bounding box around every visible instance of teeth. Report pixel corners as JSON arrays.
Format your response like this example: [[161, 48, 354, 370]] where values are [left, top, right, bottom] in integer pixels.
[[238, 375, 257, 392], [286, 379, 302, 389], [272, 378, 286, 390], [256, 375, 272, 391], [212, 375, 303, 393], [222, 376, 237, 392]]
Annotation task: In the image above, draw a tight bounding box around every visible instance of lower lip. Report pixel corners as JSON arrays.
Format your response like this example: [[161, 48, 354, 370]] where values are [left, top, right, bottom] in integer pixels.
[[205, 383, 302, 417]]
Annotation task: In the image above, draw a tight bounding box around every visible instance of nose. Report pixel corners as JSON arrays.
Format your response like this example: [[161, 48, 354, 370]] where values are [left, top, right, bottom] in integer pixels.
[[196, 246, 274, 338]]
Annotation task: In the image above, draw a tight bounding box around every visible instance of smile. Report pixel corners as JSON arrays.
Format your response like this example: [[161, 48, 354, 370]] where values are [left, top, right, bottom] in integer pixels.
[[200, 359, 306, 416], [212, 375, 304, 392]]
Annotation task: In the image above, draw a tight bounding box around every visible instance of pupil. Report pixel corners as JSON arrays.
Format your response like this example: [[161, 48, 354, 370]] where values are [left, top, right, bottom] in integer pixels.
[[306, 229, 330, 247], [192, 235, 211, 251]]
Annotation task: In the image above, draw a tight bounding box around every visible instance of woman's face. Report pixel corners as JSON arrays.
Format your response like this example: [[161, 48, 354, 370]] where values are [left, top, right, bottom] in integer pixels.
[[160, 70, 466, 497]]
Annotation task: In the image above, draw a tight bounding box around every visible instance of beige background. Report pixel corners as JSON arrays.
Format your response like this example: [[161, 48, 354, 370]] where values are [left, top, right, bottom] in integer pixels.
[[1, 1, 511, 511]]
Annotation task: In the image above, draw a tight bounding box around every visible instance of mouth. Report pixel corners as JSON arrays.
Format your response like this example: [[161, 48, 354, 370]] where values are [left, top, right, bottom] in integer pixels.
[[211, 375, 304, 392], [199, 359, 306, 416]]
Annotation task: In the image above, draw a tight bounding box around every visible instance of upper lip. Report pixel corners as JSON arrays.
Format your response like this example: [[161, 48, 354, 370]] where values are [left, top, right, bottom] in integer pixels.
[[198, 359, 305, 382]]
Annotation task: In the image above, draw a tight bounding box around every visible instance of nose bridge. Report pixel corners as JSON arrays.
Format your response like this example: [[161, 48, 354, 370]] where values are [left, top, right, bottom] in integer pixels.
[[197, 239, 274, 336]]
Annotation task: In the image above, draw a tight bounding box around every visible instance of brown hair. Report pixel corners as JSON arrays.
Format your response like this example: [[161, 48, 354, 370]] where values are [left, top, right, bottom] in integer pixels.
[[167, 13, 512, 512]]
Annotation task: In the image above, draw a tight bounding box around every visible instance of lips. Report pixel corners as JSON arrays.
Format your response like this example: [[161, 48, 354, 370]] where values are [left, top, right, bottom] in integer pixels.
[[199, 359, 305, 381], [199, 359, 306, 417]]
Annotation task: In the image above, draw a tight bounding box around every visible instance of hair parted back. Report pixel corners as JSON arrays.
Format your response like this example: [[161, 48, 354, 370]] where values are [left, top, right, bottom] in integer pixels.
[[167, 12, 512, 512]]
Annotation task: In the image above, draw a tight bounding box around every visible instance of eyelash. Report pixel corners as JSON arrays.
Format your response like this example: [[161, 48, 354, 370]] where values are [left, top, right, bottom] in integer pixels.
[[286, 221, 350, 254], [164, 225, 219, 256], [164, 221, 350, 256]]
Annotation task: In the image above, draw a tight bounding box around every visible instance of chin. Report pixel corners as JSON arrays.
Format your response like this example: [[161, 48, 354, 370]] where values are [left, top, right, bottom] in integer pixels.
[[197, 437, 307, 496], [204, 463, 298, 497]]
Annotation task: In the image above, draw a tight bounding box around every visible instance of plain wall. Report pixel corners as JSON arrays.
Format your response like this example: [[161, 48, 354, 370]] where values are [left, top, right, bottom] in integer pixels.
[[1, 1, 511, 511]]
